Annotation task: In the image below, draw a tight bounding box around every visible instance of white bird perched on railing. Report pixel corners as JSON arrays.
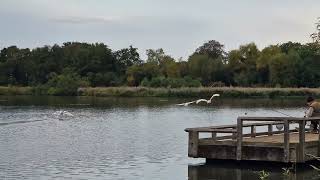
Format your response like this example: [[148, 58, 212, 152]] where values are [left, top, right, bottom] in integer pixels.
[[176, 93, 220, 106]]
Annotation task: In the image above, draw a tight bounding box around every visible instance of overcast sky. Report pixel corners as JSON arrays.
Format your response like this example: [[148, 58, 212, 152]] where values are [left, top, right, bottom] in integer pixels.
[[0, 0, 319, 59]]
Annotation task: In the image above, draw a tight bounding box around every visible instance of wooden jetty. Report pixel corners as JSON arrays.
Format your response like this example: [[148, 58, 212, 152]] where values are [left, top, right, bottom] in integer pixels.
[[185, 117, 320, 163]]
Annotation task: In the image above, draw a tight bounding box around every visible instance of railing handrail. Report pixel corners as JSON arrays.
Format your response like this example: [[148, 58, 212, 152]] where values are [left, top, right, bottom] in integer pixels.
[[185, 117, 320, 132], [186, 128, 237, 133], [185, 121, 284, 132], [238, 116, 320, 122]]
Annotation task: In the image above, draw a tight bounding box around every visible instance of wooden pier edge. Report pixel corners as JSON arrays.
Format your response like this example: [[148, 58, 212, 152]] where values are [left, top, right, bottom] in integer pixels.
[[186, 117, 320, 163]]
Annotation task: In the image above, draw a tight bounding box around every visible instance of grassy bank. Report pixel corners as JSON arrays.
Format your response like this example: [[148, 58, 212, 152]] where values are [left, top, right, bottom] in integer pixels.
[[0, 86, 34, 95], [1, 86, 320, 98], [79, 87, 320, 98]]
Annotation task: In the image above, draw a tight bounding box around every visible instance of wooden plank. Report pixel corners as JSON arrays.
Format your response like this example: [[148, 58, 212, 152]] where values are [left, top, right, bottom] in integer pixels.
[[242, 142, 284, 148], [199, 134, 318, 147], [236, 117, 243, 160], [268, 124, 273, 136], [191, 128, 237, 133], [199, 139, 236, 146], [216, 129, 297, 141], [188, 131, 199, 157], [283, 120, 290, 163], [298, 120, 305, 162]]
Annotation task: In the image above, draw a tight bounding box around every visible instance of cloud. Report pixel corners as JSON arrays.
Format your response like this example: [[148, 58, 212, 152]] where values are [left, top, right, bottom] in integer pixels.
[[51, 16, 118, 24]]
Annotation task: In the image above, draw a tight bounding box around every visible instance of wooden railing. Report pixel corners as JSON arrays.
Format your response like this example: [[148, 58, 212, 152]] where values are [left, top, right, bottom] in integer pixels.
[[237, 117, 320, 162], [185, 117, 320, 162]]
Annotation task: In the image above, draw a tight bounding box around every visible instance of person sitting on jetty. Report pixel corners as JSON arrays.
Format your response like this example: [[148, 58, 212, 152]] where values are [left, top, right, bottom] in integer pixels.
[[305, 96, 320, 132]]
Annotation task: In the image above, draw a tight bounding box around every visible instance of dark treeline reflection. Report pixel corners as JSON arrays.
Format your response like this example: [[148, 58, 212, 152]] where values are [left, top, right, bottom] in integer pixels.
[[0, 95, 306, 108], [189, 160, 320, 180], [1, 40, 320, 95]]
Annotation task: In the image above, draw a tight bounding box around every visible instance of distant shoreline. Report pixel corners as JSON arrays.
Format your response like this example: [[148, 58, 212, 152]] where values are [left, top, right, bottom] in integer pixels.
[[0, 86, 319, 98]]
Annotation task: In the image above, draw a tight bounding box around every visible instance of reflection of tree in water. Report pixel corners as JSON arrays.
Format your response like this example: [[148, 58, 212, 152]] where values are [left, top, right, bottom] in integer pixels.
[[188, 160, 319, 180]]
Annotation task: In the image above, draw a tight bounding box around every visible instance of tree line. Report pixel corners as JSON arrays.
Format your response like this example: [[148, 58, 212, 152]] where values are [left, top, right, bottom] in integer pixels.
[[0, 40, 320, 95]]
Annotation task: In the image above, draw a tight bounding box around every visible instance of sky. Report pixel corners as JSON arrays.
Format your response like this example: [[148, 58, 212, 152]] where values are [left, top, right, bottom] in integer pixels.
[[0, 0, 319, 59]]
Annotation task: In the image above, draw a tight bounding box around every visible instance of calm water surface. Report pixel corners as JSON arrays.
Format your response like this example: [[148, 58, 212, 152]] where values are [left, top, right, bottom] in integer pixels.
[[0, 96, 318, 180]]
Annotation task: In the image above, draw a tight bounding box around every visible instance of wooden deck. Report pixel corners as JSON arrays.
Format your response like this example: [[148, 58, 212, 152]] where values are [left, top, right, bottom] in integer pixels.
[[185, 117, 320, 163]]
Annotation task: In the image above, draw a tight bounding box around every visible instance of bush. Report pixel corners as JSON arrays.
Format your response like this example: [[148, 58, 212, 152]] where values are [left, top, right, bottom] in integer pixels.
[[0, 86, 33, 95], [140, 76, 202, 88], [46, 70, 89, 95], [140, 78, 150, 87], [87, 72, 120, 87], [167, 78, 184, 88], [149, 76, 168, 87]]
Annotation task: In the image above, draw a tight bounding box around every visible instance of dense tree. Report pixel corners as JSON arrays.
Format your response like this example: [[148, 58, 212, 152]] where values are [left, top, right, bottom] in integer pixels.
[[1, 40, 320, 92], [113, 45, 142, 73], [146, 48, 166, 64], [228, 43, 260, 86], [280, 42, 302, 54], [194, 40, 227, 59], [256, 45, 281, 84]]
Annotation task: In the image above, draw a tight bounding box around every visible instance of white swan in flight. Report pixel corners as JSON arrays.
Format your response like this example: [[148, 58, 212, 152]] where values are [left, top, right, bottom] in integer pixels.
[[176, 93, 220, 106], [196, 94, 220, 104]]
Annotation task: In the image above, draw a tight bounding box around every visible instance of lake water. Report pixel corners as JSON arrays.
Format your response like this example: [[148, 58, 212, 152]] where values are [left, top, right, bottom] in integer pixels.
[[0, 96, 318, 180]]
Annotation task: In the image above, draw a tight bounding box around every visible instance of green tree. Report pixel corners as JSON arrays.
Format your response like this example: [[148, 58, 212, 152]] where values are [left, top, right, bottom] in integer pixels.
[[47, 69, 89, 95], [269, 50, 302, 87], [146, 48, 166, 64], [159, 56, 180, 78], [228, 43, 260, 86], [113, 45, 142, 73], [188, 54, 224, 85], [256, 45, 282, 84], [194, 40, 227, 59]]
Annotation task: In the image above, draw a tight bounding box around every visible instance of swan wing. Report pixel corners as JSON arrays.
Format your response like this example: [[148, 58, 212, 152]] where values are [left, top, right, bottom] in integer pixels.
[[209, 94, 220, 100], [176, 101, 196, 106], [176, 103, 186, 106], [185, 101, 196, 106], [196, 99, 208, 104]]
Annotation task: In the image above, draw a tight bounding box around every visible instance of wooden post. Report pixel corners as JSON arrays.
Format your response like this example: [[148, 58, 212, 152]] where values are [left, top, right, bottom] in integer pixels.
[[298, 120, 305, 162], [232, 127, 237, 140], [318, 120, 320, 156], [236, 117, 243, 160], [236, 169, 241, 180], [188, 131, 199, 157], [188, 166, 198, 180], [251, 125, 256, 137], [268, 124, 273, 136], [283, 119, 290, 163], [212, 132, 217, 142]]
